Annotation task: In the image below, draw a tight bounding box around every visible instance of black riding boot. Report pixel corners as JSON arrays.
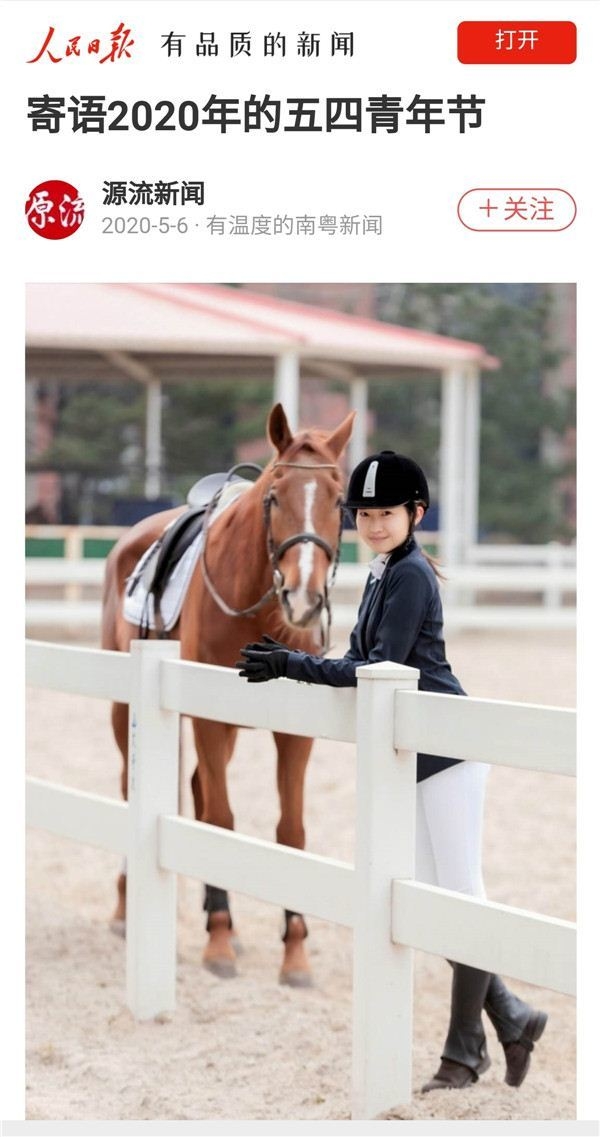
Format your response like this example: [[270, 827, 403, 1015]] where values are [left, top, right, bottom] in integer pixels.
[[484, 974, 548, 1086], [484, 974, 533, 1042], [422, 964, 491, 1092]]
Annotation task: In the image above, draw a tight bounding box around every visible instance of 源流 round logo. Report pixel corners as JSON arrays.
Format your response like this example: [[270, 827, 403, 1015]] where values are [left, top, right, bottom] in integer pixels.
[[26, 180, 85, 239]]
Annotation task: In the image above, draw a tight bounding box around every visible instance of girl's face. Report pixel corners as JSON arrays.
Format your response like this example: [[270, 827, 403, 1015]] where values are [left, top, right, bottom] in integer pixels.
[[355, 503, 425, 555]]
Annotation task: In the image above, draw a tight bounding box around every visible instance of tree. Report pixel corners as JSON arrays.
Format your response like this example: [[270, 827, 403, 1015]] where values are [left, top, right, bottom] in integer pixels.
[[27, 382, 145, 523], [373, 284, 573, 542], [161, 380, 273, 499], [27, 378, 274, 522]]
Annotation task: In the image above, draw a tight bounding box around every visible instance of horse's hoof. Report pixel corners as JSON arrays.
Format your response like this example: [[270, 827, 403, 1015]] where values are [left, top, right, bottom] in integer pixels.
[[279, 969, 314, 989], [203, 957, 238, 979], [110, 918, 126, 939]]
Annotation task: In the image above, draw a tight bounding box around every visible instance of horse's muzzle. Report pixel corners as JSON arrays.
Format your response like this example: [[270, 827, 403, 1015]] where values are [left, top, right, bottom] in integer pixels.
[[281, 588, 325, 628]]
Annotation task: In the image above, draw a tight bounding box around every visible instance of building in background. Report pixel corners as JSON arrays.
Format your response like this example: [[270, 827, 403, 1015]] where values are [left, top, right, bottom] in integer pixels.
[[25, 282, 574, 546], [240, 282, 576, 543]]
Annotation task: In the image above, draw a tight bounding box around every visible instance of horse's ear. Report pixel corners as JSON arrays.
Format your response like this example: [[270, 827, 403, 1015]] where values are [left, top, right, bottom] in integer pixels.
[[325, 411, 356, 459], [268, 403, 294, 454]]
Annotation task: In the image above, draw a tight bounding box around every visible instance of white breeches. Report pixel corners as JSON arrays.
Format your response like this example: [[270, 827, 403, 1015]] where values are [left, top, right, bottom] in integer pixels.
[[415, 761, 490, 898]]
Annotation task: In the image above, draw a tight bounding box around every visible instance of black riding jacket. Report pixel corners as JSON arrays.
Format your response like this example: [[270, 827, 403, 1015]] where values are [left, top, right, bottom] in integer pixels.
[[285, 536, 465, 781]]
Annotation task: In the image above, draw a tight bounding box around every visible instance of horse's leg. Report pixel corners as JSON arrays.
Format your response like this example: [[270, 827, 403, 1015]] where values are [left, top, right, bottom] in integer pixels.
[[110, 700, 129, 935], [191, 717, 239, 978], [273, 732, 314, 987], [190, 760, 232, 945]]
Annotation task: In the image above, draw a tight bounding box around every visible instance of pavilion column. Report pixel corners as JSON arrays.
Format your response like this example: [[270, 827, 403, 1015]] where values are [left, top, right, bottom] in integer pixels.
[[463, 368, 481, 551], [349, 377, 369, 473], [105, 351, 164, 501], [274, 351, 300, 431], [145, 378, 163, 498], [439, 366, 466, 567]]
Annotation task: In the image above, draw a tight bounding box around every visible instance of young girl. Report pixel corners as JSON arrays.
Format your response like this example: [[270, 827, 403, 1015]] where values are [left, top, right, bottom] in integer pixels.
[[238, 449, 547, 1092]]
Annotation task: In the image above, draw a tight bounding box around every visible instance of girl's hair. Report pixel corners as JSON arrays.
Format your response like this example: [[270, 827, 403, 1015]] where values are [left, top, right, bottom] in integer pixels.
[[406, 502, 445, 581]]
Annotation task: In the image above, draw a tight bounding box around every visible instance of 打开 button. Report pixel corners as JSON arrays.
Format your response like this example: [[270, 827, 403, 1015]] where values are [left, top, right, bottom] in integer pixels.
[[458, 22, 576, 64], [458, 189, 576, 232]]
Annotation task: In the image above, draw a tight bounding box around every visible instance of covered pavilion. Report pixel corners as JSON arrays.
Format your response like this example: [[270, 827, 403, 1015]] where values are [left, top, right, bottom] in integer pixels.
[[26, 283, 499, 565]]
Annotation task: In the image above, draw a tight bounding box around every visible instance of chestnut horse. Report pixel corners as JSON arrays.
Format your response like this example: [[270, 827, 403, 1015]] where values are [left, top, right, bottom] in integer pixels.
[[101, 404, 354, 986]]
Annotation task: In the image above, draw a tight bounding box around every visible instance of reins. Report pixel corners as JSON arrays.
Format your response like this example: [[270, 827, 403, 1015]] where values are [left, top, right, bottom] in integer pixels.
[[199, 459, 344, 650], [199, 463, 275, 619]]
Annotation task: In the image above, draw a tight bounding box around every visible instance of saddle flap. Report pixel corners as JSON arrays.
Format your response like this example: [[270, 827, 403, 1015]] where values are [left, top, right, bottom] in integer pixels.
[[124, 472, 254, 633], [141, 544, 161, 591], [151, 508, 208, 598]]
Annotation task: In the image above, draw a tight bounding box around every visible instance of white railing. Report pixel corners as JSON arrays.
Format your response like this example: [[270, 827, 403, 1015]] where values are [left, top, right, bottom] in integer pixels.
[[25, 638, 576, 1120], [465, 541, 576, 566], [335, 558, 575, 601], [24, 525, 572, 568], [25, 558, 576, 633], [25, 526, 575, 633]]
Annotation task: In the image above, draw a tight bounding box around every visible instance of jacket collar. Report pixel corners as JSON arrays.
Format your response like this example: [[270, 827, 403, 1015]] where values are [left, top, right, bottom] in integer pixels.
[[368, 535, 416, 582], [387, 534, 417, 566]]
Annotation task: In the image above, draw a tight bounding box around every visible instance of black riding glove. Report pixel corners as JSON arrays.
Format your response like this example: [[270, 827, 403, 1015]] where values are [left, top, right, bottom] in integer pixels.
[[242, 634, 289, 654], [236, 640, 290, 682]]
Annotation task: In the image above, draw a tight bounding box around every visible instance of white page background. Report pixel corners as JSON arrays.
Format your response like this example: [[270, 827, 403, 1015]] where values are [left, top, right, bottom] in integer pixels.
[[3, 0, 597, 1127]]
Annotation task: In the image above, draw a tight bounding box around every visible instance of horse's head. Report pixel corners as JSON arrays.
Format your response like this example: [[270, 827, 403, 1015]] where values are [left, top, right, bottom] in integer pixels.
[[265, 404, 354, 630]]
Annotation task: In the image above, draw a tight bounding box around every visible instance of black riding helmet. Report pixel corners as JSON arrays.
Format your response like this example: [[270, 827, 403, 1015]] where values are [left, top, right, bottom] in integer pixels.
[[345, 450, 430, 510]]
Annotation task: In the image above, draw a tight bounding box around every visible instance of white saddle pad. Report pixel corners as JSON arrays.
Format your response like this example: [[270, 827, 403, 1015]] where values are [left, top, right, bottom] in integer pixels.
[[123, 480, 252, 632]]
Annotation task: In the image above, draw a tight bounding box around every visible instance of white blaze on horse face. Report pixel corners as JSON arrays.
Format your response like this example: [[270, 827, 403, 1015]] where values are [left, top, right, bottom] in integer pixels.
[[287, 479, 318, 623]]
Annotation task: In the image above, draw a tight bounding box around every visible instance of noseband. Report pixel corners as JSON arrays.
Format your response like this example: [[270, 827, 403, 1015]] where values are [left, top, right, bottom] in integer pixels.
[[199, 460, 343, 650]]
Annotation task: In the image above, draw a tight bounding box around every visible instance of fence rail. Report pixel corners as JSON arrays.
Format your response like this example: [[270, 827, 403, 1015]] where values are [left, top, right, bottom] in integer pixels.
[[391, 880, 575, 996], [466, 541, 576, 565], [394, 690, 575, 775], [25, 641, 131, 701], [25, 637, 576, 1119], [26, 776, 128, 854], [25, 555, 576, 595], [27, 525, 574, 565], [25, 533, 576, 634], [25, 524, 373, 564], [159, 815, 355, 928]]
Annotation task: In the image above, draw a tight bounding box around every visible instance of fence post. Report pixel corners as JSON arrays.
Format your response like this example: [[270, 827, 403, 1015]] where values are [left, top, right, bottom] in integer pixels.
[[544, 540, 562, 608], [64, 527, 83, 602], [126, 638, 180, 1019], [352, 661, 420, 1120]]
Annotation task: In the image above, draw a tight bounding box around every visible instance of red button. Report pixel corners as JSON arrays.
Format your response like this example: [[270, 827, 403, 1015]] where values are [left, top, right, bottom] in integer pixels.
[[458, 21, 576, 64]]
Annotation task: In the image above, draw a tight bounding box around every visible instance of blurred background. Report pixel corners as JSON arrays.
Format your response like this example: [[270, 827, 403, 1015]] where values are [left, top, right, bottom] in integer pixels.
[[25, 281, 575, 637]]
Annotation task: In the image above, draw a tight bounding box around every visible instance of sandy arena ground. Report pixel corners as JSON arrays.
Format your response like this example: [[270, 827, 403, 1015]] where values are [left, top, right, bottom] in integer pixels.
[[26, 625, 576, 1123]]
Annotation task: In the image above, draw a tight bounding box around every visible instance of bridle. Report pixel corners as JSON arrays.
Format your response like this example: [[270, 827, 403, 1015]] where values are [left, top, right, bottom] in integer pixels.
[[199, 460, 344, 650]]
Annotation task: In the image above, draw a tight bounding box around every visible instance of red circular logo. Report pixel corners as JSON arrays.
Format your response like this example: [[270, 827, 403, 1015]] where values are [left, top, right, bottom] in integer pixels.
[[25, 180, 85, 239]]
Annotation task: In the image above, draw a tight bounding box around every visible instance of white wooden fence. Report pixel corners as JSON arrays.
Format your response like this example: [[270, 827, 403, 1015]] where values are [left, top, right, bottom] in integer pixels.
[[25, 638, 576, 1120]]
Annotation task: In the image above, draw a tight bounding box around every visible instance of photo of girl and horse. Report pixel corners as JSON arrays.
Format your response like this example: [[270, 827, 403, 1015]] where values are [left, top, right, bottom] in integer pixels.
[[26, 282, 576, 1122]]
